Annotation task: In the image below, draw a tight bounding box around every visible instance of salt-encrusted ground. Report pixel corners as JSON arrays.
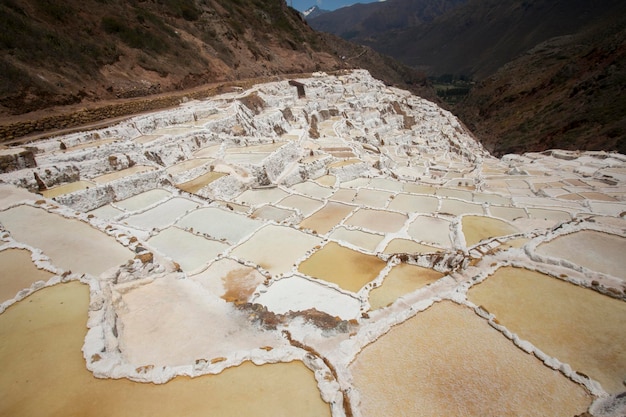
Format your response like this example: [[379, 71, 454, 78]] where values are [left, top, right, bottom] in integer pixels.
[[0, 70, 625, 417]]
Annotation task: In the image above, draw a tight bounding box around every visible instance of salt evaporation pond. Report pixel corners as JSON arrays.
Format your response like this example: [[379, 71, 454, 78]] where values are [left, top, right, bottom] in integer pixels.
[[0, 283, 330, 417], [1, 70, 625, 417]]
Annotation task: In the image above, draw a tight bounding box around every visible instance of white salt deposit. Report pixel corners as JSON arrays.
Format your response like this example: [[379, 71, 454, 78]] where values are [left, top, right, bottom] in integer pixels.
[[0, 69, 624, 417]]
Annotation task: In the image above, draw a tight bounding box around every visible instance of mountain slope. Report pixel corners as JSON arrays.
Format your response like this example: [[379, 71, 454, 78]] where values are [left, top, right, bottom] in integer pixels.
[[378, 0, 626, 80], [309, 0, 465, 41], [455, 15, 626, 155], [0, 0, 433, 119]]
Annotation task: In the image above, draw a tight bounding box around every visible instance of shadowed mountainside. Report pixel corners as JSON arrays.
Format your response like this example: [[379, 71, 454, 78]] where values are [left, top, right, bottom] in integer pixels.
[[455, 15, 626, 155]]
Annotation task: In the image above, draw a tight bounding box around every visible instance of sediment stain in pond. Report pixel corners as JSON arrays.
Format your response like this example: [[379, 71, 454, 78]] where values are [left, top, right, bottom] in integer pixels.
[[468, 266, 626, 393], [0, 282, 332, 417], [368, 264, 443, 310], [350, 301, 591, 417], [298, 241, 386, 292]]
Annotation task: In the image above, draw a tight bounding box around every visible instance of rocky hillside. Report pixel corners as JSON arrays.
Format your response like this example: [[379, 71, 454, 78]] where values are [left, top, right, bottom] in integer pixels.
[[455, 14, 626, 155], [0, 0, 432, 121]]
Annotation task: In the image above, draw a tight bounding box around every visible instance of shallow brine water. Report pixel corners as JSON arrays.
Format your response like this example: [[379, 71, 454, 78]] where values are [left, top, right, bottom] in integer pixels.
[[0, 282, 331, 417]]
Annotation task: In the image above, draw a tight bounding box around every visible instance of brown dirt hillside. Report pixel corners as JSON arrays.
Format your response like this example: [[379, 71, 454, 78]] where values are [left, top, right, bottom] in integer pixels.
[[454, 16, 626, 156], [0, 0, 435, 142]]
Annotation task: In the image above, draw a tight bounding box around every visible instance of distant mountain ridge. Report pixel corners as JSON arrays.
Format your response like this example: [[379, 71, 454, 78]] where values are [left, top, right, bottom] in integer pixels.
[[309, 0, 465, 42]]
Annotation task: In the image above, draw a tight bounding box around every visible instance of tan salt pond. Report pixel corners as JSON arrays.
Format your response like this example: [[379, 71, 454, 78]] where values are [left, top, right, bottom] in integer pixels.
[[387, 193, 439, 214], [536, 230, 626, 279], [352, 189, 394, 208], [236, 188, 291, 206], [92, 165, 156, 184], [369, 178, 404, 192], [231, 225, 322, 275], [368, 264, 443, 310], [0, 184, 37, 209], [63, 138, 118, 151], [526, 207, 571, 222], [0, 249, 53, 302], [114, 189, 172, 212], [383, 238, 443, 254], [177, 171, 227, 194], [436, 188, 474, 200], [124, 197, 199, 230], [177, 207, 264, 244], [298, 241, 386, 292], [439, 198, 484, 216], [345, 208, 408, 234], [250, 205, 296, 222], [88, 204, 124, 220], [291, 181, 334, 199], [473, 192, 512, 205], [468, 267, 626, 393], [314, 175, 337, 187], [277, 195, 325, 217], [407, 215, 452, 248], [402, 183, 436, 195], [489, 205, 528, 221], [224, 153, 269, 164], [328, 159, 361, 168], [192, 144, 221, 158], [147, 227, 229, 272], [40, 180, 95, 198], [299, 202, 354, 235], [165, 158, 213, 176], [329, 188, 357, 203], [0, 282, 331, 417], [328, 226, 383, 252], [462, 215, 520, 247], [349, 300, 591, 417], [0, 205, 133, 276]]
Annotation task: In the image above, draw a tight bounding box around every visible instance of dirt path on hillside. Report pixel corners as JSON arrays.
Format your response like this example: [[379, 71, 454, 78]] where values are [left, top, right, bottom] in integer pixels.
[[0, 72, 321, 146]]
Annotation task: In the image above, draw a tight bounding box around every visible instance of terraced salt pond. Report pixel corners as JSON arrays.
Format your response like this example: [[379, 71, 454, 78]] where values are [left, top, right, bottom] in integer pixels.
[[1, 70, 625, 416]]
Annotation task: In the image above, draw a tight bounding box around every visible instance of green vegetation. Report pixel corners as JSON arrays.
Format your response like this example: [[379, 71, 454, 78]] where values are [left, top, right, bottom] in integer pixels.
[[432, 74, 473, 105]]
